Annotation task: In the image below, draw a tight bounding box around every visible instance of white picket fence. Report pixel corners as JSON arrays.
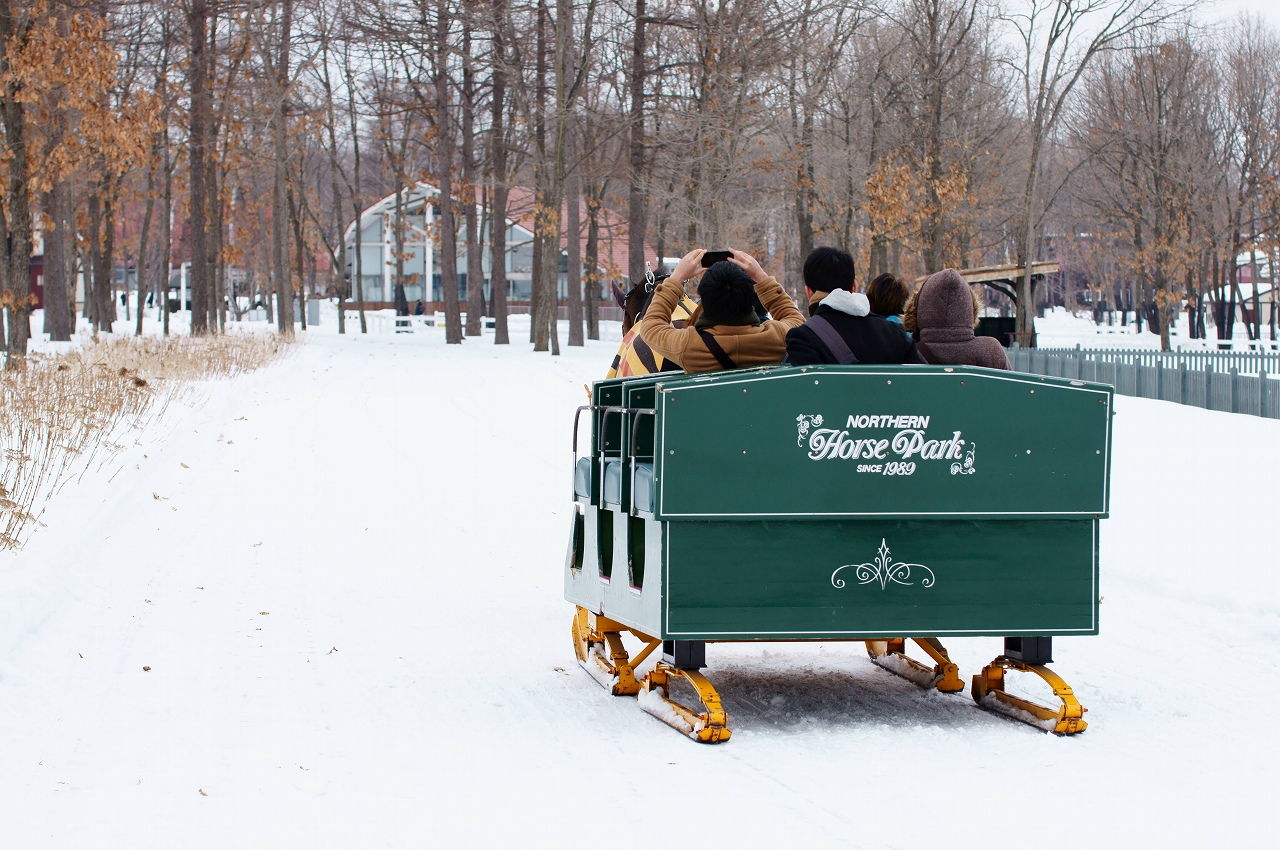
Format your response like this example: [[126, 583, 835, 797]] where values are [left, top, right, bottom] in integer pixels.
[[1010, 347, 1280, 418]]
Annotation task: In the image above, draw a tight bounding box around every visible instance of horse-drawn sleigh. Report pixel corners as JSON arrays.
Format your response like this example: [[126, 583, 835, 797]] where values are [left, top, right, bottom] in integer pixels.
[[567, 363, 1112, 741]]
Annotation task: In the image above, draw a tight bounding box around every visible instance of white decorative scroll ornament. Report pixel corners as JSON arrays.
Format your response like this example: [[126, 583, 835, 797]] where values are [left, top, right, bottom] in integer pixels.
[[831, 539, 936, 590], [950, 443, 976, 475], [796, 414, 824, 447]]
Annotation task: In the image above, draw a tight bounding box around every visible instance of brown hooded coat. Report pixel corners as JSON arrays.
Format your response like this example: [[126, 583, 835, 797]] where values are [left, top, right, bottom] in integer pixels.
[[914, 269, 1011, 370]]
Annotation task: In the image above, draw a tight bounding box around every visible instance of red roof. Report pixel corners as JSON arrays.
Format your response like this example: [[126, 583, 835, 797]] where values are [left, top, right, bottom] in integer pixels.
[[494, 186, 653, 281]]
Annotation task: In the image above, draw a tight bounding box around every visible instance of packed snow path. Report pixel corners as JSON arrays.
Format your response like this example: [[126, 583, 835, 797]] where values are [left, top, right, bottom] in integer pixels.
[[2, 326, 1276, 848]]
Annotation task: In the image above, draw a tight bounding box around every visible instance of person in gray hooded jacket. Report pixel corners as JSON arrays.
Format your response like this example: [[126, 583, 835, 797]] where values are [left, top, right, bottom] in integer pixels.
[[785, 247, 925, 366], [910, 268, 1011, 370]]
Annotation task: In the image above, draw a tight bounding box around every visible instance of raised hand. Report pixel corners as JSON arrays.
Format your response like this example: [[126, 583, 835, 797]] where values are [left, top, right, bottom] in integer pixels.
[[728, 249, 768, 284], [669, 248, 706, 285]]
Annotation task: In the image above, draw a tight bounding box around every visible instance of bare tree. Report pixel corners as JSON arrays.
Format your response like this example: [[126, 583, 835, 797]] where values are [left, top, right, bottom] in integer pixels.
[[437, 0, 462, 343], [490, 0, 511, 344], [1005, 0, 1179, 346]]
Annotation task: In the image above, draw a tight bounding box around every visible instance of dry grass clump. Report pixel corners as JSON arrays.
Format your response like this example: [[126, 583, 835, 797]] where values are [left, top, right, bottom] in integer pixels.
[[0, 333, 289, 550], [79, 334, 291, 384]]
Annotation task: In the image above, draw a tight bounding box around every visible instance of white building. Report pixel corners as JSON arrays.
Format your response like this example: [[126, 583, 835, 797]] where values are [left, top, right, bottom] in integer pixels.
[[343, 182, 641, 308]]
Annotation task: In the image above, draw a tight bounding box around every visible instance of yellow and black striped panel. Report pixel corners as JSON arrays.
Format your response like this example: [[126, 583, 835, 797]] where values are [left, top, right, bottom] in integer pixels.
[[605, 296, 699, 379]]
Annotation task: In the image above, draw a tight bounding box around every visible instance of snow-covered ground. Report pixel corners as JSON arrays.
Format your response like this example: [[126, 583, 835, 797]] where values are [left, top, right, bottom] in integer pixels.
[[1034, 304, 1280, 351], [1, 318, 1276, 848]]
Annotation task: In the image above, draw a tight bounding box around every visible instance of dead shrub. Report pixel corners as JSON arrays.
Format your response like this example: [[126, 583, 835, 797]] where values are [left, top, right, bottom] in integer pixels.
[[0, 333, 289, 550]]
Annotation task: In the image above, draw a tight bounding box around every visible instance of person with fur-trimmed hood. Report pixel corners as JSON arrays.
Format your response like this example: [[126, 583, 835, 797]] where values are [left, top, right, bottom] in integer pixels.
[[784, 247, 925, 366], [906, 268, 1010, 370]]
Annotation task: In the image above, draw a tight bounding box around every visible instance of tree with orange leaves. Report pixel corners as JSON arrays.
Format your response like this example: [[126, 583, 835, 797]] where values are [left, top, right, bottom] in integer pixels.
[[0, 1, 156, 360]]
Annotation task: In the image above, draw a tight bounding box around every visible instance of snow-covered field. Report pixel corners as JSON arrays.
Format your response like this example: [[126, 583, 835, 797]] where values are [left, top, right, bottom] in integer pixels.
[[1034, 305, 1280, 351], [1, 319, 1276, 849]]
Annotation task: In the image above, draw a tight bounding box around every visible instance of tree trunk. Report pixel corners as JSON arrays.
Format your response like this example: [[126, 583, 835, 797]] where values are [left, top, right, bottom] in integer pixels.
[[565, 123, 583, 346], [1196, 257, 1207, 339], [529, 0, 547, 345], [332, 159, 348, 335], [210, 169, 224, 333], [134, 169, 156, 336], [794, 102, 814, 314], [1156, 270, 1171, 351], [257, 205, 274, 324], [584, 185, 601, 340], [42, 183, 73, 341], [1015, 82, 1048, 349], [491, 177, 510, 346], [1270, 246, 1278, 341], [490, 0, 510, 345], [531, 0, 553, 351], [272, 0, 295, 337], [865, 72, 886, 281], [1015, 153, 1041, 348], [0, 0, 33, 362], [343, 41, 366, 334], [86, 188, 102, 332], [187, 0, 211, 334], [1249, 211, 1261, 341], [289, 185, 307, 330], [1209, 250, 1221, 338], [1227, 241, 1242, 342], [437, 0, 461, 343], [332, 167, 346, 334], [463, 17, 484, 336], [392, 176, 407, 314], [226, 190, 243, 322], [39, 10, 72, 342], [161, 121, 172, 337], [122, 252, 131, 324], [100, 191, 117, 333], [559, 0, 583, 346], [0, 204, 7, 354], [922, 4, 946, 275], [627, 0, 646, 289]]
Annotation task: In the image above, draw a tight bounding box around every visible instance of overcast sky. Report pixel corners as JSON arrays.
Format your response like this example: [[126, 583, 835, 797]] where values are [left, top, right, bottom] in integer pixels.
[[1203, 0, 1280, 26]]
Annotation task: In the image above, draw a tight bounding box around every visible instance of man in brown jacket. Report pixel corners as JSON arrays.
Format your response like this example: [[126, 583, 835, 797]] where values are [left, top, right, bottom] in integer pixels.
[[635, 248, 805, 373]]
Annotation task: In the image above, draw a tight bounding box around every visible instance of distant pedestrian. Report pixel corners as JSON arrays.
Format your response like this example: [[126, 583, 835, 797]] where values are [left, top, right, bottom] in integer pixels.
[[414, 300, 425, 316]]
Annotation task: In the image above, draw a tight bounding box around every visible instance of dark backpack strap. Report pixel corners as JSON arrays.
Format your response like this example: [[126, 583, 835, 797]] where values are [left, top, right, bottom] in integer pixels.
[[805, 314, 859, 365], [916, 339, 935, 363], [696, 329, 738, 370]]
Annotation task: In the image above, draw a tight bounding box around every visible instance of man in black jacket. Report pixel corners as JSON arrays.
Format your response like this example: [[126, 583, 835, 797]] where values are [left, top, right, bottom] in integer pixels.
[[785, 247, 925, 366]]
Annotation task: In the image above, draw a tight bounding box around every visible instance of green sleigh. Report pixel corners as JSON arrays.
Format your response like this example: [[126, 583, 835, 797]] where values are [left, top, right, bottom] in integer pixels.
[[566, 364, 1112, 741]]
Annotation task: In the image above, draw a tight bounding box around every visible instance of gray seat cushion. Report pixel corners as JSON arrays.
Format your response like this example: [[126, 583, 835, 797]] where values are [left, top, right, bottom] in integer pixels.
[[574, 457, 592, 499], [603, 460, 622, 505], [633, 463, 654, 513]]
